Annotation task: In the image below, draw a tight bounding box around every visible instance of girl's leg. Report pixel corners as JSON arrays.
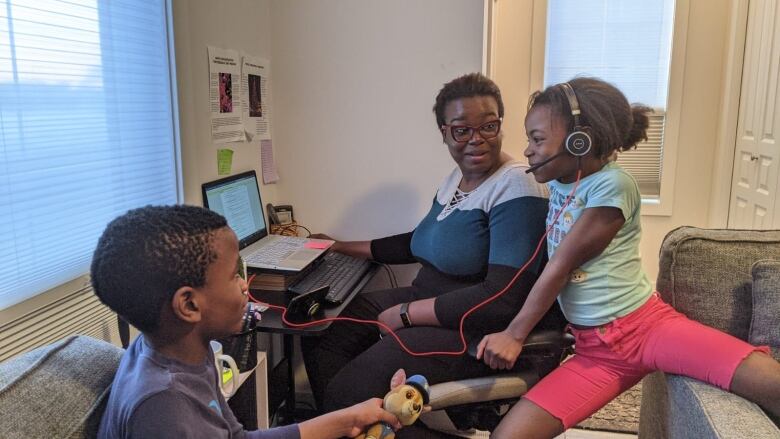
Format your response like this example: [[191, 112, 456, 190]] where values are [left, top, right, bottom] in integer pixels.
[[730, 352, 780, 418], [639, 302, 779, 417], [491, 399, 563, 439], [498, 334, 646, 439]]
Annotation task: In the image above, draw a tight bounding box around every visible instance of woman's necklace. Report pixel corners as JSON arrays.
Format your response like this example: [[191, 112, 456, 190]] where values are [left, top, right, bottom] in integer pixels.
[[438, 187, 475, 220]]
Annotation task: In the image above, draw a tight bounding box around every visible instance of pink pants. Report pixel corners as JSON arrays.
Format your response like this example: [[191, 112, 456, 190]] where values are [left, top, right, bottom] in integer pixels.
[[523, 293, 770, 429]]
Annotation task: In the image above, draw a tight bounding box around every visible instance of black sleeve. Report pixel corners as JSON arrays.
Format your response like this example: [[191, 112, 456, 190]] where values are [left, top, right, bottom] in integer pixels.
[[434, 263, 564, 335], [370, 231, 416, 264]]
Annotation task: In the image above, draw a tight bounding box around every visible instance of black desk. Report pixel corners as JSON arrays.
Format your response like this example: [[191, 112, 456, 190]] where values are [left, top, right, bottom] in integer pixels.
[[250, 264, 379, 424]]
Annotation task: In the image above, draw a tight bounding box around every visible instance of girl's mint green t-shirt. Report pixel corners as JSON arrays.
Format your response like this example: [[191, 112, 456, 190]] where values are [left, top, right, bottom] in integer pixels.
[[546, 162, 653, 326]]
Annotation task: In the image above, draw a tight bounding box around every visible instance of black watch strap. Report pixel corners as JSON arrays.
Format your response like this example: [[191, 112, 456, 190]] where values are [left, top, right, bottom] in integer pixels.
[[399, 302, 413, 328]]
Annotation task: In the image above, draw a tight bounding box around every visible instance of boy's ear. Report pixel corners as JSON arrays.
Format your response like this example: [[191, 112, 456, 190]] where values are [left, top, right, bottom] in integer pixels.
[[390, 368, 406, 389], [170, 286, 202, 323]]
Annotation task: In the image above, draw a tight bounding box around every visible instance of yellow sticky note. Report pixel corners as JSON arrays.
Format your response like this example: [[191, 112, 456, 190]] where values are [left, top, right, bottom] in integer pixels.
[[222, 369, 234, 384], [217, 149, 233, 175]]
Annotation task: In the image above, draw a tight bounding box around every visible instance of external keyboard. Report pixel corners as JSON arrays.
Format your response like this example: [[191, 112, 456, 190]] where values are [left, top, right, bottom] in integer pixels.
[[288, 252, 373, 304]]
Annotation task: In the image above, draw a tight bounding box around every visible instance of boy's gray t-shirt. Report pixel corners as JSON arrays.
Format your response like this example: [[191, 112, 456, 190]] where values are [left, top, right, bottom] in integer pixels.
[[98, 334, 300, 439]]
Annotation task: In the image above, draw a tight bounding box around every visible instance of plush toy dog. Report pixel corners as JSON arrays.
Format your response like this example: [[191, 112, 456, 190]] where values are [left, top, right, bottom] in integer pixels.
[[356, 369, 430, 439]]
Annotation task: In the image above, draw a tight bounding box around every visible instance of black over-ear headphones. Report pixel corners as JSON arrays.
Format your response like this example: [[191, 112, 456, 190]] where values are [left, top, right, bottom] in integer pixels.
[[560, 82, 592, 157]]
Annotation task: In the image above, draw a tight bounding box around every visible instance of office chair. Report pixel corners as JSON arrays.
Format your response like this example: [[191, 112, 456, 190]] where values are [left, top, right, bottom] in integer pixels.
[[420, 329, 574, 436]]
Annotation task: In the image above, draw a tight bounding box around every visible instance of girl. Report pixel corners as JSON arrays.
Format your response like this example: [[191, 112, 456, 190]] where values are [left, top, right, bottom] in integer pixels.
[[475, 77, 780, 438]]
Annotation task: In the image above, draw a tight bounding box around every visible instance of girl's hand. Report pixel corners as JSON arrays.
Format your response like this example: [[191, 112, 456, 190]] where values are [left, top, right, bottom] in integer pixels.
[[377, 305, 404, 335], [342, 398, 401, 438], [476, 330, 524, 370]]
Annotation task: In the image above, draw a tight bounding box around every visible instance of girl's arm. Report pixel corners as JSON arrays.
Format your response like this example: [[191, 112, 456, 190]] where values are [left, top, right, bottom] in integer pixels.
[[477, 205, 625, 370]]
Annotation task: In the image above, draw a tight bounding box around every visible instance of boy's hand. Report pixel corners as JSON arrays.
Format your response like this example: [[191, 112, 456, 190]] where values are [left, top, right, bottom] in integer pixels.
[[476, 330, 524, 370], [343, 398, 401, 438]]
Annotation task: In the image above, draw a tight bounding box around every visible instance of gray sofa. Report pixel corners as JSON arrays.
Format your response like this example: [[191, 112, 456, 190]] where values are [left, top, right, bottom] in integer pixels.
[[0, 335, 123, 439], [639, 227, 780, 439]]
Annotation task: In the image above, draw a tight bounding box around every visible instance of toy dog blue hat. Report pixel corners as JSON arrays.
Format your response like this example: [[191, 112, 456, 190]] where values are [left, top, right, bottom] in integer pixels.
[[405, 375, 430, 405]]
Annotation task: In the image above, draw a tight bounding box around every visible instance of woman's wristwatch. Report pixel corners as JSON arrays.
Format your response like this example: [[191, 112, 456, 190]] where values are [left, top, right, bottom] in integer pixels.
[[399, 302, 413, 328]]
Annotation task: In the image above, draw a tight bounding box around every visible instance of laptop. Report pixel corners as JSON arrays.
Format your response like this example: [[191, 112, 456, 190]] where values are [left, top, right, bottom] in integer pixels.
[[202, 170, 333, 272]]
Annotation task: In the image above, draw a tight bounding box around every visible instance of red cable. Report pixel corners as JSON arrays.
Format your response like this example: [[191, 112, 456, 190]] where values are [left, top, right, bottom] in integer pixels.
[[247, 170, 582, 357]]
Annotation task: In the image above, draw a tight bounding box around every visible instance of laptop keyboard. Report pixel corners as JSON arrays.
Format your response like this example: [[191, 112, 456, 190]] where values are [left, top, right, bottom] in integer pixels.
[[288, 252, 373, 304], [245, 238, 303, 265]]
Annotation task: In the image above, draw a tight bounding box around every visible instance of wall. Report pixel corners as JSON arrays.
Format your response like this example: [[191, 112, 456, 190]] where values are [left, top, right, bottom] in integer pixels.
[[269, 0, 485, 243], [490, 0, 732, 282], [172, 0, 278, 206]]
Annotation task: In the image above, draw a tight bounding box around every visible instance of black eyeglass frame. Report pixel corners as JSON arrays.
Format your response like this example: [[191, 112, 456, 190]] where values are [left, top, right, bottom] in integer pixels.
[[441, 119, 503, 143]]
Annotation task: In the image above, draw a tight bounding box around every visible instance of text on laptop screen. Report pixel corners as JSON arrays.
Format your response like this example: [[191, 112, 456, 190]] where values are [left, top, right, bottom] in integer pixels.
[[204, 174, 266, 241]]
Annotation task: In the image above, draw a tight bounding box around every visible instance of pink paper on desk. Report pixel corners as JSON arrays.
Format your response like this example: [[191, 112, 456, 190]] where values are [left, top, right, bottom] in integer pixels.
[[305, 241, 332, 250]]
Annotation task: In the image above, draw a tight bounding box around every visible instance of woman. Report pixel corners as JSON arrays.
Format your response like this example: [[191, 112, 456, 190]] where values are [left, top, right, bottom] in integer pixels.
[[302, 73, 566, 430]]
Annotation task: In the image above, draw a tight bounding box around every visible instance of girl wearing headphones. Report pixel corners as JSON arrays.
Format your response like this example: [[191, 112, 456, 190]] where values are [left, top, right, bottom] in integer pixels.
[[475, 77, 780, 438]]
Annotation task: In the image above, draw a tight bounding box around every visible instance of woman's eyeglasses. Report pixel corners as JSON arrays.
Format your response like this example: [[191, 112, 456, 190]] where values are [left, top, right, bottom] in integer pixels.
[[442, 119, 502, 143]]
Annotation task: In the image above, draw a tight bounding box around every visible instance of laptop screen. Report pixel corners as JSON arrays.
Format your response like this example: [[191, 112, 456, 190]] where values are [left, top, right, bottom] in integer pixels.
[[202, 171, 267, 248]]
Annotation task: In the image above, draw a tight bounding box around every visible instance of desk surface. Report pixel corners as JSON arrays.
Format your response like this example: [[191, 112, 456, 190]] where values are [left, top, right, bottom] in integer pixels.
[[249, 264, 378, 336]]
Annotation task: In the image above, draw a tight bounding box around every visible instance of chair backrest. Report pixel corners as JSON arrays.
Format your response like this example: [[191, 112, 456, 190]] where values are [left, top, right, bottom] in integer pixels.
[[0, 335, 123, 439], [656, 227, 780, 340]]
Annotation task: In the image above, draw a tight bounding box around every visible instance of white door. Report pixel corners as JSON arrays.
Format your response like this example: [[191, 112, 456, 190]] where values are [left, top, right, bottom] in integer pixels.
[[729, 0, 780, 229]]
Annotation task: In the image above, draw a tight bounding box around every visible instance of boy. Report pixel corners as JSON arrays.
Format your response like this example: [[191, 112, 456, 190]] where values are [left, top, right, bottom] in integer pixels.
[[91, 205, 400, 439]]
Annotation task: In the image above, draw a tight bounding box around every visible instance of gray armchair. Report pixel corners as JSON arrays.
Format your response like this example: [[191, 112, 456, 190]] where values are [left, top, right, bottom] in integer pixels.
[[639, 227, 780, 438], [0, 335, 123, 439]]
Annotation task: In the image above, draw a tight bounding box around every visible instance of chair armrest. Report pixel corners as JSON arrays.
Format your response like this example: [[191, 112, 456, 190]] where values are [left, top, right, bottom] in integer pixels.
[[427, 371, 538, 410], [639, 372, 779, 439], [522, 329, 575, 354]]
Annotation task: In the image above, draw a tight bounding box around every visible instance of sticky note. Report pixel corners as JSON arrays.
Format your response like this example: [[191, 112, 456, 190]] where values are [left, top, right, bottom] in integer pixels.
[[260, 140, 279, 184], [305, 241, 332, 250], [217, 149, 233, 175]]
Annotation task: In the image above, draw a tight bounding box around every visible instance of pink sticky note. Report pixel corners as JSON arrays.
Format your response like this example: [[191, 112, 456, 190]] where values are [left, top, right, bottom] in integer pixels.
[[305, 241, 332, 250]]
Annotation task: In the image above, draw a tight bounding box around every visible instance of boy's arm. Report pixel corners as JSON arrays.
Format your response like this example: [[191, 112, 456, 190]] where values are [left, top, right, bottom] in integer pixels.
[[477, 206, 625, 369], [126, 392, 216, 438], [297, 398, 401, 439]]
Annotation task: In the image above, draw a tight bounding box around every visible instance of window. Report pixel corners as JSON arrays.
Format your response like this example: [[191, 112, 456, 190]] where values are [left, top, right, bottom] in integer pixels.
[[544, 0, 677, 202], [0, 0, 179, 310]]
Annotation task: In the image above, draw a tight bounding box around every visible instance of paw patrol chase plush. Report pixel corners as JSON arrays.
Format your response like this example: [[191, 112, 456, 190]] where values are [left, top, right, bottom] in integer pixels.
[[356, 369, 430, 439]]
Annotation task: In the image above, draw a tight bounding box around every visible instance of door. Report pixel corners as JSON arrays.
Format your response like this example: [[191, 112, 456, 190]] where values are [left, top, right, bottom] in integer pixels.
[[729, 0, 780, 229]]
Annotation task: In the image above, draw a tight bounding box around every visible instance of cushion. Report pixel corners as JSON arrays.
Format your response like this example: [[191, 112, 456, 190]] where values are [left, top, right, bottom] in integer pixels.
[[750, 260, 780, 361], [656, 227, 780, 340], [0, 335, 123, 439]]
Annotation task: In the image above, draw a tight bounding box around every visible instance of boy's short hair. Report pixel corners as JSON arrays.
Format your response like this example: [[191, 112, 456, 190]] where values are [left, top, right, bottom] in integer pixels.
[[91, 205, 228, 333]]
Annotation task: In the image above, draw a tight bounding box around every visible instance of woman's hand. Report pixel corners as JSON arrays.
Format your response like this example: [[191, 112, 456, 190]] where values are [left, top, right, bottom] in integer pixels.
[[377, 304, 404, 335], [476, 330, 524, 370], [309, 233, 333, 241], [341, 398, 401, 438]]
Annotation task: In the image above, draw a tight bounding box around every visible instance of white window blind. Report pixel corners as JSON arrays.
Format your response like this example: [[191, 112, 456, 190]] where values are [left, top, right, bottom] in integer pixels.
[[0, 0, 178, 309], [544, 0, 675, 197]]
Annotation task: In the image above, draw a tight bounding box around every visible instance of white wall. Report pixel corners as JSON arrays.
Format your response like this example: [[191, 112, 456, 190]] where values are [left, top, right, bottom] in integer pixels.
[[490, 0, 732, 282], [269, 0, 484, 240], [172, 0, 279, 206]]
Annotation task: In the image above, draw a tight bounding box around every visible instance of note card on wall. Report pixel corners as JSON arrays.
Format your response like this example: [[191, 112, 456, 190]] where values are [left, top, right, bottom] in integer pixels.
[[260, 140, 279, 184]]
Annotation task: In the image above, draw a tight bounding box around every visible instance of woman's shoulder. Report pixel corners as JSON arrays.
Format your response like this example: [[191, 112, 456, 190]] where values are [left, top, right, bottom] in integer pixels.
[[491, 160, 549, 199]]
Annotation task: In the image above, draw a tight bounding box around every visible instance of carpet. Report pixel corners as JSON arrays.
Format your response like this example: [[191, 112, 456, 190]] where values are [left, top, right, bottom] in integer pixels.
[[576, 382, 642, 434]]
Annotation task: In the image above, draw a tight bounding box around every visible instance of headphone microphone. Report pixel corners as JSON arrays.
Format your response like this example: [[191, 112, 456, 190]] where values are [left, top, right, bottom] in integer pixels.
[[525, 151, 566, 174]]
